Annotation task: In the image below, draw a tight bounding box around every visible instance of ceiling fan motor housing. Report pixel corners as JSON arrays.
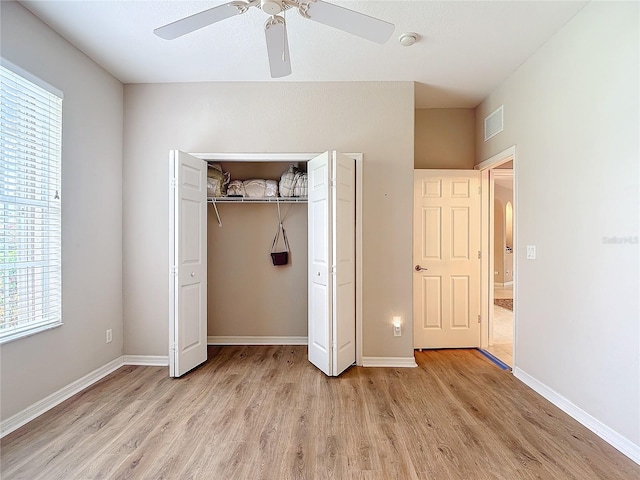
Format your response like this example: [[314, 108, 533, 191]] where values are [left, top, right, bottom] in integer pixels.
[[261, 0, 283, 15]]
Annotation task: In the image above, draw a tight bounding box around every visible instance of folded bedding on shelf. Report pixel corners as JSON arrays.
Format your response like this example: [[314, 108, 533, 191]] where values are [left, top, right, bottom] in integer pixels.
[[227, 179, 245, 197], [244, 179, 266, 197], [265, 179, 278, 197], [279, 164, 307, 197]]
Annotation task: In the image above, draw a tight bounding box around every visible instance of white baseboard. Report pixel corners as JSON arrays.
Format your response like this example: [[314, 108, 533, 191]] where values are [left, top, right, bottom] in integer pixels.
[[207, 336, 308, 345], [514, 367, 640, 465], [123, 355, 168, 366], [362, 356, 417, 368], [0, 356, 124, 438]]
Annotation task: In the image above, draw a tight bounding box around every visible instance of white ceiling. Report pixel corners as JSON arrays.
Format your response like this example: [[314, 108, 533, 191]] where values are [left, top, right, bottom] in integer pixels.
[[19, 0, 587, 108]]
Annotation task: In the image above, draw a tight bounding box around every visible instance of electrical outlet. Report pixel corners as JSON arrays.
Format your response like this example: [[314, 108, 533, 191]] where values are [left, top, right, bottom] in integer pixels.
[[106, 329, 112, 344]]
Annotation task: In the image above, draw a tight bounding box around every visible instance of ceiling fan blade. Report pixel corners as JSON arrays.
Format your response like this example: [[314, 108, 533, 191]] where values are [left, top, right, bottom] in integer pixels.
[[303, 0, 394, 44], [264, 16, 292, 78], [154, 2, 247, 40]]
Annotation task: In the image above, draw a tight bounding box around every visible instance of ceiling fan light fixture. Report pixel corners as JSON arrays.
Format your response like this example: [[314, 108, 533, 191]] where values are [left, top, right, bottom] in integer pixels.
[[399, 32, 418, 47], [154, 0, 396, 75], [261, 0, 283, 15]]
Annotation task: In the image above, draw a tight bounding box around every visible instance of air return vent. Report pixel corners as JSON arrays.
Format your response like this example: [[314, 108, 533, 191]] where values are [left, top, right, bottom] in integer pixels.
[[484, 105, 504, 141]]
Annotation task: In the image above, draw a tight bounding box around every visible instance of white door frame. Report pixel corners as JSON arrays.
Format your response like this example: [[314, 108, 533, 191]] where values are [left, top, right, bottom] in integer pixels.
[[189, 152, 364, 366], [476, 146, 517, 364]]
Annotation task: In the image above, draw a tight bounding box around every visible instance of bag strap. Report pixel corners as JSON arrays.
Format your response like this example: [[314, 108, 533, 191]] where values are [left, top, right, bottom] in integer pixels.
[[271, 197, 289, 253], [271, 222, 290, 253]]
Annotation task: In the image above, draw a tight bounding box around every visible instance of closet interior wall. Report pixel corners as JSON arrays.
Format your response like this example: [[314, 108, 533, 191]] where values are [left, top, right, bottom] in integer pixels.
[[207, 161, 308, 340]]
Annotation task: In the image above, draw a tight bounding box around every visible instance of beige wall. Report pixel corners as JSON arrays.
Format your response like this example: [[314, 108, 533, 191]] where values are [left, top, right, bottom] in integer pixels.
[[476, 1, 639, 447], [0, 2, 124, 421], [123, 82, 415, 359], [415, 108, 475, 169], [207, 163, 308, 337]]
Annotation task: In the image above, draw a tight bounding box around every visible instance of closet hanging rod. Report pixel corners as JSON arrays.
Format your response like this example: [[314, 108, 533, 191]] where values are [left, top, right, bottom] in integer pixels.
[[207, 196, 307, 204]]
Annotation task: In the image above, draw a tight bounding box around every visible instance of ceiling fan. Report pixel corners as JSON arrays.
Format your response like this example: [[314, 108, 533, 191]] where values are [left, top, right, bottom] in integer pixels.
[[154, 0, 395, 78]]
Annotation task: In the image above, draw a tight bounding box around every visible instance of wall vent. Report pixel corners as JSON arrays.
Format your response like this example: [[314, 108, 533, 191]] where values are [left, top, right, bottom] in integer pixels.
[[484, 105, 504, 141]]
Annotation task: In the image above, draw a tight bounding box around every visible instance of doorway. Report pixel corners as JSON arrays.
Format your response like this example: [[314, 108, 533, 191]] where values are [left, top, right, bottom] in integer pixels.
[[487, 169, 514, 366], [477, 146, 516, 369]]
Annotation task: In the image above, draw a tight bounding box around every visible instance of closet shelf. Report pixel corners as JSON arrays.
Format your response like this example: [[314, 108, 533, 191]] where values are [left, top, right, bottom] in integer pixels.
[[208, 196, 307, 204]]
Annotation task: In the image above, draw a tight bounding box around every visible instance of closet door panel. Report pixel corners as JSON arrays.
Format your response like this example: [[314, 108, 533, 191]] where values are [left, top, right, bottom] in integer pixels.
[[308, 152, 332, 376], [332, 152, 356, 376], [170, 150, 208, 377]]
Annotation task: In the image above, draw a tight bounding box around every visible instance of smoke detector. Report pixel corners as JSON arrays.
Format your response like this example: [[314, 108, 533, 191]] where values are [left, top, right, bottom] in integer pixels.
[[399, 33, 418, 46]]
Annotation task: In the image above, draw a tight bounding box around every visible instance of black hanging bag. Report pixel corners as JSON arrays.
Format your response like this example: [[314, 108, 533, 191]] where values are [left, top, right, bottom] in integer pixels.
[[270, 198, 290, 266], [270, 223, 290, 266]]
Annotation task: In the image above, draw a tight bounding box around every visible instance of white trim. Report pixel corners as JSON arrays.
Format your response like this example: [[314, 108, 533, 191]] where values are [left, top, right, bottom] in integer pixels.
[[362, 356, 417, 368], [475, 145, 516, 171], [355, 154, 364, 366], [477, 145, 517, 359], [1, 58, 64, 98], [514, 368, 640, 465], [193, 152, 318, 162], [123, 355, 169, 366], [189, 151, 363, 367], [207, 336, 308, 345], [0, 322, 63, 346], [0, 357, 123, 438], [168, 151, 177, 377]]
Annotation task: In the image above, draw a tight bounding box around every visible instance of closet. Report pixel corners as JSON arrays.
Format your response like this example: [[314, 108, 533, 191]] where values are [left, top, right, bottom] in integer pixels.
[[168, 151, 360, 378]]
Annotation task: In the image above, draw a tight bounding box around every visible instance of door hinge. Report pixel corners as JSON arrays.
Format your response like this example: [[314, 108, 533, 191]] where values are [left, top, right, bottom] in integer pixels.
[[478, 315, 481, 323], [478, 251, 482, 259], [170, 266, 178, 276], [478, 185, 482, 195], [170, 178, 177, 188], [170, 342, 176, 352], [331, 266, 337, 276]]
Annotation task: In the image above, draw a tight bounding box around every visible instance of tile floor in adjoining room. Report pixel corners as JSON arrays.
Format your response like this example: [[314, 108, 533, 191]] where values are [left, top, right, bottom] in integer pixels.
[[486, 285, 513, 367]]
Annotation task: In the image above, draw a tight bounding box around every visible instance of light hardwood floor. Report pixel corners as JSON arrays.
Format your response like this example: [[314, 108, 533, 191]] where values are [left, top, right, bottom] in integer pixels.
[[2, 346, 638, 479]]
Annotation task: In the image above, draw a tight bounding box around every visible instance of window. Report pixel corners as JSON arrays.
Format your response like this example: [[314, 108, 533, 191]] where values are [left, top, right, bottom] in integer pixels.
[[1, 62, 63, 344]]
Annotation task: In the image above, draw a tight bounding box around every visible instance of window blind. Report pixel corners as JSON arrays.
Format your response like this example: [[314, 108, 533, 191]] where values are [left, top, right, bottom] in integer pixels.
[[0, 63, 63, 343]]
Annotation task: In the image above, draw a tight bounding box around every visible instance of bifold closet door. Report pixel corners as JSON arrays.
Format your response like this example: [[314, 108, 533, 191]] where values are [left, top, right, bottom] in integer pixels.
[[169, 150, 208, 377], [308, 151, 356, 377]]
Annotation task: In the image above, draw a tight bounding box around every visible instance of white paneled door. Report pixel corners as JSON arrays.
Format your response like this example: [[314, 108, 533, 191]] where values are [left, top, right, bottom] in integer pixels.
[[308, 151, 356, 376], [413, 170, 481, 349], [169, 151, 208, 377]]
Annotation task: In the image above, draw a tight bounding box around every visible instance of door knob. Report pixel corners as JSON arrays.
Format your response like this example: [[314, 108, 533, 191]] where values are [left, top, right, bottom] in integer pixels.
[[191, 272, 196, 277], [415, 265, 428, 272]]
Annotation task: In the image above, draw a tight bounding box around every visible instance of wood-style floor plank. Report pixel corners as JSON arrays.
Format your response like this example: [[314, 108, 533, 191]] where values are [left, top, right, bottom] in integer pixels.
[[2, 346, 638, 479]]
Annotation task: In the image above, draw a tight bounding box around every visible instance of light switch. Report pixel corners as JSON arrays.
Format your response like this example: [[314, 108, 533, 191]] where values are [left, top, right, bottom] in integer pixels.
[[526, 245, 536, 260]]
